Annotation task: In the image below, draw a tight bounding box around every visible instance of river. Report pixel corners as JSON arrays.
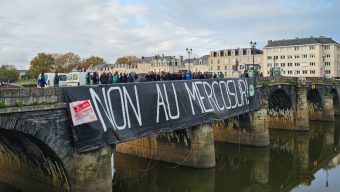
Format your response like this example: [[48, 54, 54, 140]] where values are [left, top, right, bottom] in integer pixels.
[[113, 118, 340, 192]]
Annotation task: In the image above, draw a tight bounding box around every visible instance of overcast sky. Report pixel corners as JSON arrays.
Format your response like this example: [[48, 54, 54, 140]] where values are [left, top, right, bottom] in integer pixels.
[[0, 0, 339, 69]]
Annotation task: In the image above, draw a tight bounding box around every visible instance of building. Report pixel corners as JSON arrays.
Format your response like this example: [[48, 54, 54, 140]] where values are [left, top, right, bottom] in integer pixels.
[[191, 55, 209, 73], [263, 36, 340, 78], [209, 48, 263, 77], [112, 55, 190, 74]]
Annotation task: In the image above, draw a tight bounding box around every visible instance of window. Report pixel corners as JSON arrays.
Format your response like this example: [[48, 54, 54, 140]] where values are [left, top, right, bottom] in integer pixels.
[[325, 54, 331, 58], [302, 54, 308, 58], [280, 63, 285, 67], [217, 60, 220, 64], [310, 62, 316, 66], [310, 70, 316, 74], [325, 62, 331, 66], [280, 56, 286, 59], [217, 66, 220, 70], [302, 70, 308, 74], [288, 63, 293, 67], [294, 47, 300, 51], [273, 56, 279, 59], [296, 71, 301, 74], [288, 70, 293, 74], [295, 55, 300, 59], [309, 46, 315, 50], [323, 45, 330, 50], [288, 55, 293, 59], [294, 62, 300, 66], [224, 66, 227, 70], [310, 54, 315, 58], [283, 71, 286, 74], [325, 70, 331, 74], [210, 66, 213, 70], [211, 60, 213, 64]]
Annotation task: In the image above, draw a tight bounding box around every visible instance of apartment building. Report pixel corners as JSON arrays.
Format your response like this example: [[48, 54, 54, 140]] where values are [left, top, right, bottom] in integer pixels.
[[209, 48, 263, 77], [263, 36, 340, 78]]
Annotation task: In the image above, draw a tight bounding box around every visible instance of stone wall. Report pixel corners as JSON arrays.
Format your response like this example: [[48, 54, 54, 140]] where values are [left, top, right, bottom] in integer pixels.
[[0, 87, 64, 107]]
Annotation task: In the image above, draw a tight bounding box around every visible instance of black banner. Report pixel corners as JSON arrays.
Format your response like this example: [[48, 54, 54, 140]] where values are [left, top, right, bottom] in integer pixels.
[[63, 78, 260, 152]]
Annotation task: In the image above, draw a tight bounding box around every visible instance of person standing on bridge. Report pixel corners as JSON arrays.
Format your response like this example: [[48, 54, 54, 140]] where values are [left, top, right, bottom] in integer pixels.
[[38, 73, 46, 88], [86, 72, 91, 85], [92, 72, 99, 85], [53, 73, 59, 87], [185, 70, 191, 80]]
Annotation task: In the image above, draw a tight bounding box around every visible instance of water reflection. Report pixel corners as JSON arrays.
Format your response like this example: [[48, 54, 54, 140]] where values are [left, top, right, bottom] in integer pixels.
[[113, 119, 340, 192]]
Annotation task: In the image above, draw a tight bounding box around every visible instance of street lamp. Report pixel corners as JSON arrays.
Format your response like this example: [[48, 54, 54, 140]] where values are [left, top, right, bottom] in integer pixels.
[[250, 41, 257, 77], [186, 48, 192, 72]]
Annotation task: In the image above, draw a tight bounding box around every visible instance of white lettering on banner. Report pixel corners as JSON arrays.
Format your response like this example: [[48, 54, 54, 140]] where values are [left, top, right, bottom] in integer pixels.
[[226, 80, 238, 109], [107, 87, 126, 130], [90, 86, 142, 132], [212, 81, 225, 111], [156, 84, 169, 123], [203, 81, 219, 112], [163, 83, 180, 120], [185, 82, 204, 115], [194, 81, 210, 113], [219, 81, 232, 109], [123, 86, 142, 128], [69, 100, 98, 126]]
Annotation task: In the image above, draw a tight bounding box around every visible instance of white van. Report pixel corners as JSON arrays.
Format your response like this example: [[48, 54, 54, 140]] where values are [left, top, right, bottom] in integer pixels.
[[58, 73, 67, 87], [67, 72, 87, 86]]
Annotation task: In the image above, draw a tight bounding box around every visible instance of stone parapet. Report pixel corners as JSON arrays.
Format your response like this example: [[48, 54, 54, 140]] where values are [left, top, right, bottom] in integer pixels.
[[0, 87, 64, 107]]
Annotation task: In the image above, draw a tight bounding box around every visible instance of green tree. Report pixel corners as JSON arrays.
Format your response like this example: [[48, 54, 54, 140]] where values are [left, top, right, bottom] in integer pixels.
[[80, 56, 106, 69], [0, 65, 20, 82], [53, 52, 81, 73], [28, 53, 55, 78]]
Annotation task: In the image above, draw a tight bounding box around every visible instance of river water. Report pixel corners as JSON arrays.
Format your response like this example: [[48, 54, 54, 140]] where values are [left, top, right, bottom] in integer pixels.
[[113, 118, 340, 192], [0, 119, 339, 191]]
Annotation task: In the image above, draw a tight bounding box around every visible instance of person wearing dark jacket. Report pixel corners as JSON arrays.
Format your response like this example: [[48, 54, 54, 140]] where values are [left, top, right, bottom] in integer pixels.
[[53, 73, 59, 87], [100, 72, 108, 84], [127, 73, 134, 82], [92, 72, 99, 85]]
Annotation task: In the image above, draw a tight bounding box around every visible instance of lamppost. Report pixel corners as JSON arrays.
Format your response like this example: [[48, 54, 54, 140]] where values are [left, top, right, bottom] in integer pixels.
[[273, 57, 277, 76], [186, 48, 192, 72], [250, 41, 257, 68]]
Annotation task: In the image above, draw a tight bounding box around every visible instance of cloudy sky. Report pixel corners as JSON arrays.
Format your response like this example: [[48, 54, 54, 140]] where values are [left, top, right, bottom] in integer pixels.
[[0, 0, 339, 69]]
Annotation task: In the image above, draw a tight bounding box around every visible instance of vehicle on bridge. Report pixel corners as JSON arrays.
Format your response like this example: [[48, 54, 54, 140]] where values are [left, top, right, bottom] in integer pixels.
[[67, 72, 87, 86]]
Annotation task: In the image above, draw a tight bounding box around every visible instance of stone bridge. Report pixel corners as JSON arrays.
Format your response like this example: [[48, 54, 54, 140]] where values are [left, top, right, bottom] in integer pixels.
[[0, 77, 339, 191]]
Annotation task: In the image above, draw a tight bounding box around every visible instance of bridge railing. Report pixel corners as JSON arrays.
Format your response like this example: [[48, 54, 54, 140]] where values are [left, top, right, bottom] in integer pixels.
[[0, 87, 64, 107]]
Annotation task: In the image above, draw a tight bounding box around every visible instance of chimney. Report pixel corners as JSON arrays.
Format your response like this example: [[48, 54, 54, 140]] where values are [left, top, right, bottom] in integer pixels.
[[268, 40, 273, 46]]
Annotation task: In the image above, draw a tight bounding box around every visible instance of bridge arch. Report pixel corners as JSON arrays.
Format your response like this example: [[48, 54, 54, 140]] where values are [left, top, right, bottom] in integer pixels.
[[0, 128, 70, 191], [307, 89, 323, 109], [268, 89, 292, 111]]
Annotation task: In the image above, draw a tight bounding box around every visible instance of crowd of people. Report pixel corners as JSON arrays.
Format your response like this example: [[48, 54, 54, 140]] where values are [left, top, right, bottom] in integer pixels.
[[85, 71, 229, 85]]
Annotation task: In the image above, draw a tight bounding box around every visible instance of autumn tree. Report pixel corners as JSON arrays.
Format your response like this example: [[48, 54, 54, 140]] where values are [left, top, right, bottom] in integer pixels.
[[53, 52, 81, 73], [80, 56, 106, 69], [115, 55, 140, 64], [28, 53, 55, 78], [0, 65, 20, 82]]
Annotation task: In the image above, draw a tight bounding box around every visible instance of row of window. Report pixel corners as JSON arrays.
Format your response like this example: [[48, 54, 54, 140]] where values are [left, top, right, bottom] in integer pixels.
[[266, 62, 326, 68], [267, 54, 318, 60], [268, 45, 331, 53]]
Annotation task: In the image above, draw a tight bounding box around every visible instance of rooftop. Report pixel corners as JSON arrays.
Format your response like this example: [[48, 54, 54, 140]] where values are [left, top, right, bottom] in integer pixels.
[[265, 36, 338, 47]]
